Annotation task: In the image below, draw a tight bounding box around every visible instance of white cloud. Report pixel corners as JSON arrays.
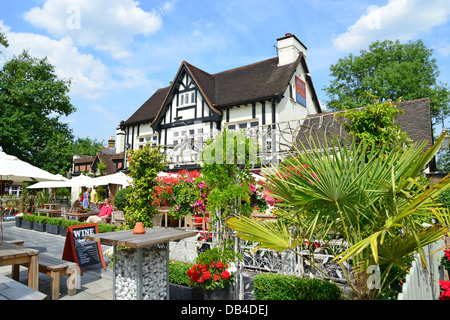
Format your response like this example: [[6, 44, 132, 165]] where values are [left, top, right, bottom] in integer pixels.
[[0, 20, 110, 99], [333, 0, 450, 52], [23, 0, 163, 59]]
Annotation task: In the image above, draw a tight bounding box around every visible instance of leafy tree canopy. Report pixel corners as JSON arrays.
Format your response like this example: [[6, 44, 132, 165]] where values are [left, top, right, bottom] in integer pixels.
[[0, 31, 103, 175], [324, 39, 450, 126]]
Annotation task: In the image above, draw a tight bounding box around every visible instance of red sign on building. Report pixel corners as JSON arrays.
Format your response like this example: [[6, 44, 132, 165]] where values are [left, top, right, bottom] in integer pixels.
[[295, 76, 306, 107]]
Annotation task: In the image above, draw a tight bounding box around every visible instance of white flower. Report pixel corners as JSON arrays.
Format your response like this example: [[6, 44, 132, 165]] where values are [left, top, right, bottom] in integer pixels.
[[103, 246, 114, 259], [227, 262, 237, 274]]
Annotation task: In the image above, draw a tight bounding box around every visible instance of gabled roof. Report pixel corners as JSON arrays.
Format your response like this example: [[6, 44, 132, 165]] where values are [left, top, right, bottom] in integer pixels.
[[121, 86, 170, 127], [213, 55, 300, 108], [121, 54, 321, 128]]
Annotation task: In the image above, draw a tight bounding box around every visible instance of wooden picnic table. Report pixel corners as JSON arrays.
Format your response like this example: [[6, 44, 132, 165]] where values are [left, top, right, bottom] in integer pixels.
[[43, 203, 57, 209], [36, 208, 61, 218], [0, 274, 46, 300], [64, 211, 99, 222], [0, 242, 40, 290]]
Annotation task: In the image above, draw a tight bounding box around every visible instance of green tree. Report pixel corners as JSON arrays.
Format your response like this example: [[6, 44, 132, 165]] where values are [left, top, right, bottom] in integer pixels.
[[0, 49, 75, 166], [324, 39, 450, 126], [0, 31, 104, 175], [33, 133, 103, 176]]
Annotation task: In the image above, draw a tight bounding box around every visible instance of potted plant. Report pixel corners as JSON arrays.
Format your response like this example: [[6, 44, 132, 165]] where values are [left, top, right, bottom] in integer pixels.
[[21, 213, 34, 229], [46, 217, 62, 235], [187, 247, 240, 300], [14, 212, 23, 227], [33, 215, 48, 232], [169, 260, 203, 300], [60, 219, 80, 236]]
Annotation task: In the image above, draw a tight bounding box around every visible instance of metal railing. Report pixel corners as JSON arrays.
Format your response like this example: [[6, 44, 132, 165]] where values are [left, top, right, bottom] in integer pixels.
[[162, 115, 350, 168]]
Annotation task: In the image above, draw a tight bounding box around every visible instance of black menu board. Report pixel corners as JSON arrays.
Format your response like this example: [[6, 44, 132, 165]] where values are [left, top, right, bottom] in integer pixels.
[[62, 223, 106, 275]]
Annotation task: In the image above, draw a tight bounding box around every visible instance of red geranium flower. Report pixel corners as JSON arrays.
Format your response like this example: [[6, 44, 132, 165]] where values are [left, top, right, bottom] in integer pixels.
[[221, 270, 230, 280]]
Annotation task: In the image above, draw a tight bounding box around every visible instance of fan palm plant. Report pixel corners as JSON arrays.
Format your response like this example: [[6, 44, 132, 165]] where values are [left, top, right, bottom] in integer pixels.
[[227, 132, 450, 299]]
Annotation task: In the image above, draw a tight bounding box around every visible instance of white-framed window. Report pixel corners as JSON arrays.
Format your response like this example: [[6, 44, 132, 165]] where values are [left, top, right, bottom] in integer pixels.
[[137, 134, 158, 149], [178, 91, 195, 107], [9, 185, 22, 198], [172, 126, 205, 150], [226, 119, 259, 131]]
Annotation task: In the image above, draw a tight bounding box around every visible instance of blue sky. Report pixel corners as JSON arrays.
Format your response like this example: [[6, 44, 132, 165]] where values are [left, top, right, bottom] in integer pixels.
[[1, 0, 450, 143]]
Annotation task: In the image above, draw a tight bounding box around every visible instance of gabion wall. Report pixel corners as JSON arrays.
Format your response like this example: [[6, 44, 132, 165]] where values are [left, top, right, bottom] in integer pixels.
[[114, 246, 167, 300]]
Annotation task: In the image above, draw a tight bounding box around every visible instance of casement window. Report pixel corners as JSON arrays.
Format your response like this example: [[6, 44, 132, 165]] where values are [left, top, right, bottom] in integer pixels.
[[9, 185, 22, 197], [172, 126, 205, 150], [178, 91, 195, 107], [226, 119, 259, 131], [137, 134, 158, 149]]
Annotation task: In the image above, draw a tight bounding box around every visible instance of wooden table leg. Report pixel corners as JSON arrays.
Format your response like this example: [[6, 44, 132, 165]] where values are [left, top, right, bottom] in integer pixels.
[[11, 264, 20, 281], [50, 270, 61, 300], [28, 255, 39, 290]]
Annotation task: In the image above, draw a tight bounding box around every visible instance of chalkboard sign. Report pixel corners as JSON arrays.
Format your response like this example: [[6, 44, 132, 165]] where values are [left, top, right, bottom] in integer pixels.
[[62, 224, 106, 275]]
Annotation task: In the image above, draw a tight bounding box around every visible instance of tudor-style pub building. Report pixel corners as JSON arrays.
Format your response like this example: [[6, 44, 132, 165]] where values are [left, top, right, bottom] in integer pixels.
[[117, 33, 322, 169]]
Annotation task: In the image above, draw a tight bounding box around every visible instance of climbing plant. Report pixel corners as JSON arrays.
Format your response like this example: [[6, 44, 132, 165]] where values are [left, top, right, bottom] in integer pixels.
[[125, 145, 166, 228], [201, 129, 257, 249]]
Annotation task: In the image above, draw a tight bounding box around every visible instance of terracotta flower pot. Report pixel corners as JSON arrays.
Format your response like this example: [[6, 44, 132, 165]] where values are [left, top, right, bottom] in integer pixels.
[[133, 222, 146, 234]]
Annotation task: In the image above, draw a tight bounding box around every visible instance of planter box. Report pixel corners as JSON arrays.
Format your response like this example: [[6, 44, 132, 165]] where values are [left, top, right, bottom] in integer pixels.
[[168, 283, 235, 300], [45, 224, 60, 235], [15, 218, 22, 228], [21, 220, 34, 230], [60, 226, 68, 237], [202, 285, 235, 300], [33, 222, 46, 232], [169, 283, 203, 300]]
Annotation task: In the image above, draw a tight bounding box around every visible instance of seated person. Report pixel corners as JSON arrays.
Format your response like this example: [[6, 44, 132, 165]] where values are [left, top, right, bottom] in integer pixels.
[[86, 198, 113, 223]]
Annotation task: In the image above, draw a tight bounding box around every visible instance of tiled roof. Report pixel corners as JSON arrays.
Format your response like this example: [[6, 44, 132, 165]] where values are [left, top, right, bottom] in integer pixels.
[[121, 86, 170, 126], [295, 98, 434, 151], [122, 54, 318, 127]]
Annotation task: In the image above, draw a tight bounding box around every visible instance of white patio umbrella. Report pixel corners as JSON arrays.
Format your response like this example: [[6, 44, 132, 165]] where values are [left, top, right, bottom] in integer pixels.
[[27, 175, 70, 189], [0, 148, 65, 183], [27, 174, 94, 189], [91, 172, 133, 187]]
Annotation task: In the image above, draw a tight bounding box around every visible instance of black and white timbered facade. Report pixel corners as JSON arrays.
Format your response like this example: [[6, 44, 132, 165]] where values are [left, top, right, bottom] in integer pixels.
[[117, 33, 322, 169]]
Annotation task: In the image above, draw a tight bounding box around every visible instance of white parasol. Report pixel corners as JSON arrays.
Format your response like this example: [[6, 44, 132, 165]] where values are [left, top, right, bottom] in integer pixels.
[[91, 172, 133, 187], [0, 147, 65, 183], [27, 174, 94, 189]]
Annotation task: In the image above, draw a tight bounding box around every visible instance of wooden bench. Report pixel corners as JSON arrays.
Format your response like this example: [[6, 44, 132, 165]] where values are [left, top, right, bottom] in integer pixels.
[[12, 241, 79, 300], [0, 274, 47, 300]]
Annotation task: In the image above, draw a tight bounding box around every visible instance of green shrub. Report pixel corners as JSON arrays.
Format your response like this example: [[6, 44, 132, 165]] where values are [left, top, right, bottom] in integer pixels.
[[169, 260, 196, 287], [22, 213, 46, 223], [97, 223, 117, 233], [22, 214, 35, 222], [47, 217, 63, 226], [34, 215, 48, 224], [253, 273, 342, 300], [60, 219, 83, 227], [114, 188, 131, 211]]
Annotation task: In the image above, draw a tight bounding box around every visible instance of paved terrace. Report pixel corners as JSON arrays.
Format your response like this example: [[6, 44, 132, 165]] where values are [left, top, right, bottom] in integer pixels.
[[0, 220, 115, 300]]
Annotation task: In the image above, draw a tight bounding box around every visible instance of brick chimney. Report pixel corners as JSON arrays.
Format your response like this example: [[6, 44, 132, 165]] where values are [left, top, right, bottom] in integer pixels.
[[277, 33, 307, 66], [108, 136, 115, 148]]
